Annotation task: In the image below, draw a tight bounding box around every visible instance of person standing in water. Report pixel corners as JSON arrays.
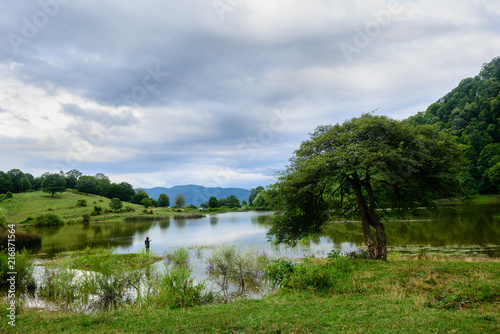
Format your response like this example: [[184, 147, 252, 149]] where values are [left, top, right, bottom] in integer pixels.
[[145, 236, 151, 251]]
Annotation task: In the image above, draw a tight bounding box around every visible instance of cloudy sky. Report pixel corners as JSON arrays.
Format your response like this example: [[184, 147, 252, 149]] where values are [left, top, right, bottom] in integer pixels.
[[0, 0, 499, 190]]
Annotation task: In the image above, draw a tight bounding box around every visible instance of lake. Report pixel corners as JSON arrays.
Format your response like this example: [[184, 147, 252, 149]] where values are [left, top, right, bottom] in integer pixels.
[[15, 202, 500, 311], [22, 201, 500, 258]]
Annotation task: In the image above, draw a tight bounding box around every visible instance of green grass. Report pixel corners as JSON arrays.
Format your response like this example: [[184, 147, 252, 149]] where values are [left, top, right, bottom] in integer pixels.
[[1, 257, 498, 333], [0, 190, 210, 224], [0, 190, 144, 223]]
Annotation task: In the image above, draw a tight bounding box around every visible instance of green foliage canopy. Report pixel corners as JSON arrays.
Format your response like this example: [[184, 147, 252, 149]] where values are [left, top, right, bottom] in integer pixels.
[[174, 194, 186, 208], [158, 193, 170, 207], [109, 198, 123, 211], [41, 173, 67, 197], [268, 114, 467, 258], [208, 196, 219, 209], [411, 57, 500, 194]]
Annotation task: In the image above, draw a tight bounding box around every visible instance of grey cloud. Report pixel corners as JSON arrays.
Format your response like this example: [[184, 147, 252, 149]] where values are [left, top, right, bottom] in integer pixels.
[[0, 0, 498, 188], [61, 103, 136, 127]]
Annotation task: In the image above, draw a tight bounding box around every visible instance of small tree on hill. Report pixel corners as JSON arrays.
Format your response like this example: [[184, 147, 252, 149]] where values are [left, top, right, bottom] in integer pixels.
[[41, 173, 67, 197], [158, 193, 170, 207], [141, 198, 152, 208], [208, 196, 219, 208], [174, 194, 186, 208]]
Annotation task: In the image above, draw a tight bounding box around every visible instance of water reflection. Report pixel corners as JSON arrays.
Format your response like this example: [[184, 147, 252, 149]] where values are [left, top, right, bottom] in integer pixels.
[[19, 203, 500, 258]]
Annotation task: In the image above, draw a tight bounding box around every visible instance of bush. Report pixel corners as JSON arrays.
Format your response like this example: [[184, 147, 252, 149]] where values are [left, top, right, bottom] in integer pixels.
[[283, 257, 353, 293], [91, 206, 103, 216], [21, 216, 34, 224], [109, 198, 123, 211], [265, 257, 294, 288], [32, 213, 64, 227], [76, 199, 87, 207], [5, 192, 13, 199]]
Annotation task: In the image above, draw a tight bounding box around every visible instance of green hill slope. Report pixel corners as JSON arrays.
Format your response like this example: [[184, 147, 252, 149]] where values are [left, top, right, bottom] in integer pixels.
[[0, 190, 144, 224], [411, 57, 500, 194]]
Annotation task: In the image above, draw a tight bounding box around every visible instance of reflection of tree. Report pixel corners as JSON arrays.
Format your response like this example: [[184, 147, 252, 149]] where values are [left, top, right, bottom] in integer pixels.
[[158, 218, 171, 229], [251, 215, 271, 226], [173, 218, 186, 228], [319, 204, 500, 247], [24, 220, 159, 257], [210, 216, 218, 225]]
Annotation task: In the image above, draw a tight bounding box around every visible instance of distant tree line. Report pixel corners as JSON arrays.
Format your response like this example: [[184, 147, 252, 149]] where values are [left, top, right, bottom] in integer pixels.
[[0, 168, 273, 210], [198, 186, 270, 210]]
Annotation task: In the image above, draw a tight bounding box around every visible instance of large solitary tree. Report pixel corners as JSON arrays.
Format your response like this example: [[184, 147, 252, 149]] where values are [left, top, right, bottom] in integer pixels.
[[268, 114, 467, 259]]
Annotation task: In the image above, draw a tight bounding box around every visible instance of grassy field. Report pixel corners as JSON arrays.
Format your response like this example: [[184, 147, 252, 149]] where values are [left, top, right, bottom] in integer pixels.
[[0, 190, 209, 224], [1, 256, 498, 333]]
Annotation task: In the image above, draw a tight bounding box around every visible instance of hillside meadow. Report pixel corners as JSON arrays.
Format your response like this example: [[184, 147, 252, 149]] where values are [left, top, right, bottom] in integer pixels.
[[0, 190, 206, 225]]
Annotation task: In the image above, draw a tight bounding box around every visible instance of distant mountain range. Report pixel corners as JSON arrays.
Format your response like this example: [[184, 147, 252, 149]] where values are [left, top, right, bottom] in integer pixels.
[[142, 185, 250, 206]]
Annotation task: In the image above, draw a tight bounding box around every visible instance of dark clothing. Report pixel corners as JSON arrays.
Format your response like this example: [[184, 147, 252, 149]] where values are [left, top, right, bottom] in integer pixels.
[[145, 239, 150, 249]]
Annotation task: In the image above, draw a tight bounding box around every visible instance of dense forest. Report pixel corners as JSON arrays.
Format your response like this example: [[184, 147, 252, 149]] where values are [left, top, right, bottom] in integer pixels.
[[411, 57, 500, 194]]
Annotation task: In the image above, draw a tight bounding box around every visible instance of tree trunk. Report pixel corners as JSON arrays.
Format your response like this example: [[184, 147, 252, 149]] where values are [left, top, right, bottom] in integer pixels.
[[365, 179, 387, 260], [349, 175, 387, 259], [349, 177, 378, 259]]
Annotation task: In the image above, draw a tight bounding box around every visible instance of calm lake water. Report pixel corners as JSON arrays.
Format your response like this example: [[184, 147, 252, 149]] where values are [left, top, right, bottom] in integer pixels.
[[15, 202, 500, 312], [23, 202, 500, 258]]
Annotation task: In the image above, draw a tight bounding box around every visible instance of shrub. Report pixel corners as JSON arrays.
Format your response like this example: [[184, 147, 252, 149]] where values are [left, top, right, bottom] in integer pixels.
[[283, 257, 353, 293], [76, 199, 87, 207], [82, 214, 90, 224], [91, 206, 103, 216], [109, 198, 123, 211], [5, 192, 13, 199], [265, 258, 294, 288], [32, 213, 64, 227], [21, 216, 34, 224]]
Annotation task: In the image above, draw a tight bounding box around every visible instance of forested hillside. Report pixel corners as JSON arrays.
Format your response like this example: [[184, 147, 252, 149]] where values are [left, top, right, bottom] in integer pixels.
[[143, 185, 250, 207], [411, 57, 500, 194]]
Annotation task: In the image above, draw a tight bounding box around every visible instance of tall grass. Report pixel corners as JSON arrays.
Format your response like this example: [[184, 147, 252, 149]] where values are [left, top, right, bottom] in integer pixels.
[[206, 244, 269, 301], [166, 247, 190, 266], [36, 246, 214, 312], [0, 248, 35, 287]]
